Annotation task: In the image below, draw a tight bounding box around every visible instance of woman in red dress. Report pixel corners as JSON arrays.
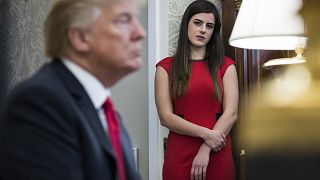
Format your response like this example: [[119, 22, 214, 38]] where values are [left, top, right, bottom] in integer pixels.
[[155, 0, 239, 179]]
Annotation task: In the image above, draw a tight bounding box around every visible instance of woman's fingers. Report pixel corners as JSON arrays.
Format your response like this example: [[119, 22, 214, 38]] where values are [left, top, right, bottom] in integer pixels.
[[202, 165, 207, 180], [191, 167, 195, 180]]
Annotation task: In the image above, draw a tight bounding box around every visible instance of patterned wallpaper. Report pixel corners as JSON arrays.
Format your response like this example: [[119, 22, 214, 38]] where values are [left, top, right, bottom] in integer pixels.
[[168, 0, 222, 56], [0, 0, 52, 102]]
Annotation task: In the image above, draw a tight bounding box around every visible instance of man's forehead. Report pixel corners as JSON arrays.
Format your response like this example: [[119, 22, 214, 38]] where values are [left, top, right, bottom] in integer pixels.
[[107, 0, 145, 7], [133, 0, 146, 7], [104, 0, 141, 15]]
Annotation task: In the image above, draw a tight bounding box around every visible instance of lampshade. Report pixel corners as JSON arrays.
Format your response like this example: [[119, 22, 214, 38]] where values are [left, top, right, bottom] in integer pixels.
[[229, 0, 307, 50]]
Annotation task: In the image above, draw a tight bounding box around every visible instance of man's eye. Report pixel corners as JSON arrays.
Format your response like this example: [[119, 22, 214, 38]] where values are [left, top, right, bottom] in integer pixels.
[[117, 18, 129, 24], [116, 14, 131, 24]]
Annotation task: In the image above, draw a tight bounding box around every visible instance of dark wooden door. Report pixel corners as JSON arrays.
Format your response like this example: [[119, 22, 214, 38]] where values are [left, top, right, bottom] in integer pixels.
[[221, 1, 293, 179]]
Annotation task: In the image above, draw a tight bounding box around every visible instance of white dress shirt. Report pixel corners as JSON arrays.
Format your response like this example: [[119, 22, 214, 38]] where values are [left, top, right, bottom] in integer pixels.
[[62, 58, 110, 132]]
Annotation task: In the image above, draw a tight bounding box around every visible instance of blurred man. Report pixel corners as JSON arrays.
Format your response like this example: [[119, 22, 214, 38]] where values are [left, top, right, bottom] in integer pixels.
[[0, 0, 145, 179]]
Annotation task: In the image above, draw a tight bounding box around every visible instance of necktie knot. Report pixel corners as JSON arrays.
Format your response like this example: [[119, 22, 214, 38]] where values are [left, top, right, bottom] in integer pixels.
[[103, 98, 114, 113]]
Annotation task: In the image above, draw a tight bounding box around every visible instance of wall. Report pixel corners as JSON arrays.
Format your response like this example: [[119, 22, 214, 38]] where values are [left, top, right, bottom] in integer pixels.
[[0, 0, 51, 103]]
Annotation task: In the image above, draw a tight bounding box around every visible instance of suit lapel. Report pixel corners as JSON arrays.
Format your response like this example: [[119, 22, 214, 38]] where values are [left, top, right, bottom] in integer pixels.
[[50, 59, 139, 179], [77, 97, 114, 156], [117, 114, 138, 176], [50, 59, 114, 157]]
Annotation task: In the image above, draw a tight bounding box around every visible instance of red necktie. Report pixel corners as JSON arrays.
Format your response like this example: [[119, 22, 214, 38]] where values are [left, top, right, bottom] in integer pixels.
[[102, 98, 126, 180]]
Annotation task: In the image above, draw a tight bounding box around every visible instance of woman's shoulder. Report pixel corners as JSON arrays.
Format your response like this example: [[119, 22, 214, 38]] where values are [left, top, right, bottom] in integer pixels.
[[156, 56, 173, 66], [156, 57, 174, 73], [220, 56, 236, 77], [223, 56, 235, 65]]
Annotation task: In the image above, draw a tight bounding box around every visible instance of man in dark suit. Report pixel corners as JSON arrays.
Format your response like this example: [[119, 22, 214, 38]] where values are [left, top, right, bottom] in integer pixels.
[[0, 0, 145, 179]]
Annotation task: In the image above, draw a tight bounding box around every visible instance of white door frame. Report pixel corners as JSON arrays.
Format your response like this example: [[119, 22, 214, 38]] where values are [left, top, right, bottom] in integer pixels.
[[148, 0, 169, 179]]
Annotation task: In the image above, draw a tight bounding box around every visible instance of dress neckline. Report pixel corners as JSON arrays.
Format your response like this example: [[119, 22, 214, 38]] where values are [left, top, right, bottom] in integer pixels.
[[190, 59, 205, 62]]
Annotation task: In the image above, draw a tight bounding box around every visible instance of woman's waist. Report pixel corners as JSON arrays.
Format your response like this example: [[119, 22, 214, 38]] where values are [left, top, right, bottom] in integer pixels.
[[168, 131, 232, 141], [173, 112, 222, 127], [166, 132, 233, 152]]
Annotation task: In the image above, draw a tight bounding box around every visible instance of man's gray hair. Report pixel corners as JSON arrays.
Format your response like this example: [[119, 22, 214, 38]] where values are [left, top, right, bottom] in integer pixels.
[[43, 0, 108, 58]]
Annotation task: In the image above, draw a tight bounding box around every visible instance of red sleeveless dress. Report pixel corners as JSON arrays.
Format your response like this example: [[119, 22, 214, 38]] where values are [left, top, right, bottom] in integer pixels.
[[156, 57, 235, 180]]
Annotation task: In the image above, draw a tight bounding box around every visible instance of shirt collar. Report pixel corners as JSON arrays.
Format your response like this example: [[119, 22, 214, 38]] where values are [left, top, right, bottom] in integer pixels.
[[62, 58, 110, 109]]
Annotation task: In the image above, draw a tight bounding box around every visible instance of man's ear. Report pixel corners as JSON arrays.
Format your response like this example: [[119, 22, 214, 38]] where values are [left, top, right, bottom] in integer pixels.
[[67, 27, 90, 53]]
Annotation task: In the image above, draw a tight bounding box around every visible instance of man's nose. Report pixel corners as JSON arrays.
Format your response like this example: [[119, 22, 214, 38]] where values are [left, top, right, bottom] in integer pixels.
[[133, 19, 146, 41]]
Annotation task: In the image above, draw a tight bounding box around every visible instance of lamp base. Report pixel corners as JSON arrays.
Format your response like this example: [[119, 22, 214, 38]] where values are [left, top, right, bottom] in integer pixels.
[[263, 57, 306, 67], [263, 47, 307, 67]]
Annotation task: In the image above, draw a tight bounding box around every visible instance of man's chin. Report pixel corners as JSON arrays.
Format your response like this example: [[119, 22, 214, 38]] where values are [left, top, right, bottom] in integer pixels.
[[122, 64, 141, 76], [129, 59, 143, 71]]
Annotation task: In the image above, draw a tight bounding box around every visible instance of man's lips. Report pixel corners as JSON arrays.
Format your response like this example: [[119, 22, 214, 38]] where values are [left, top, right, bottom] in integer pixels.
[[131, 49, 142, 58]]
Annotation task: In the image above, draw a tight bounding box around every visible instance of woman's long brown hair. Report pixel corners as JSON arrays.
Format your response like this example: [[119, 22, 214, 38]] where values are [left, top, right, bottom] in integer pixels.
[[169, 0, 224, 101]]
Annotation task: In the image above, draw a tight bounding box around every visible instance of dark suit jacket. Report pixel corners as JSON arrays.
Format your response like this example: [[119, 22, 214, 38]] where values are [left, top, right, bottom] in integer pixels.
[[0, 59, 141, 180]]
